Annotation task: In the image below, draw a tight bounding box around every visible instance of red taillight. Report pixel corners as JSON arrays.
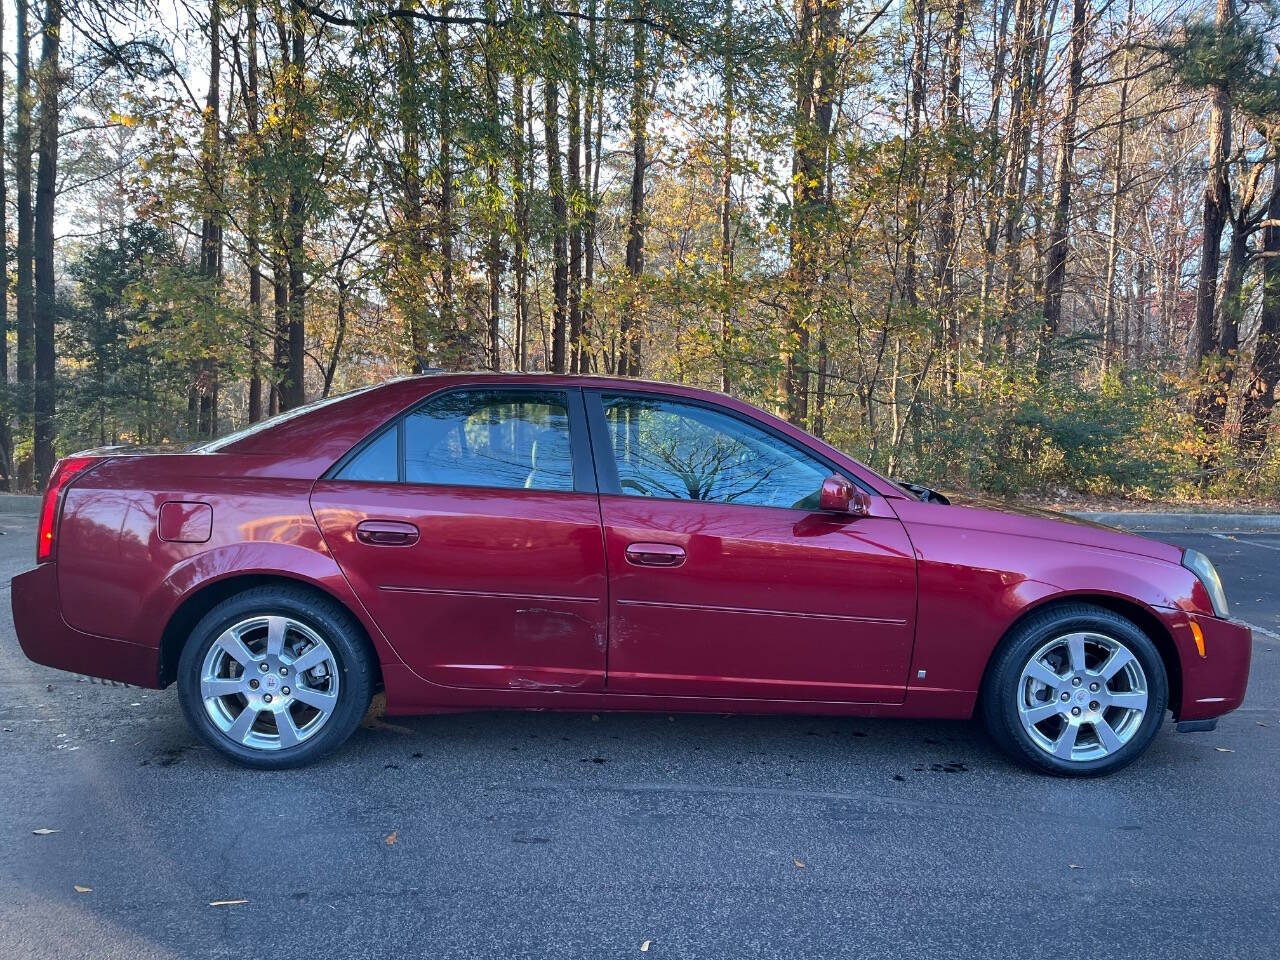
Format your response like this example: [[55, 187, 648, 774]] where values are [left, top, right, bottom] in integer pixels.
[[37, 456, 101, 564]]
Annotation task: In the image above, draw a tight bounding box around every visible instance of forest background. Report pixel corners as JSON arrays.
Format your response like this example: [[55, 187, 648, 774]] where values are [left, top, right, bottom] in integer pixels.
[[2, 0, 1279, 503]]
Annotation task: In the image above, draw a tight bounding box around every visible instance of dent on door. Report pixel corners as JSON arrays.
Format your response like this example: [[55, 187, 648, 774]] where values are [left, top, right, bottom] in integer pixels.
[[310, 482, 609, 692]]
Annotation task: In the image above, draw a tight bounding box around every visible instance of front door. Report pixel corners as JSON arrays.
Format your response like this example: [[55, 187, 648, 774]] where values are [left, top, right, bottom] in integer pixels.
[[587, 391, 916, 703], [312, 387, 608, 692]]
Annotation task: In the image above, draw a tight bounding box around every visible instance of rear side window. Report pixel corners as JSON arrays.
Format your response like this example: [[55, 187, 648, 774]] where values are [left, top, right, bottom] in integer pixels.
[[335, 389, 576, 492], [337, 426, 397, 482]]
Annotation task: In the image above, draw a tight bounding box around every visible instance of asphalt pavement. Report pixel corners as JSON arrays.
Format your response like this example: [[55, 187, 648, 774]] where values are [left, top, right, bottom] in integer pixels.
[[0, 511, 1276, 960]]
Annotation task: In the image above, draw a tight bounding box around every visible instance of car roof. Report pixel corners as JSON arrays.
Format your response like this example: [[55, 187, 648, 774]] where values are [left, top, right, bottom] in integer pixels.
[[211, 372, 904, 496]]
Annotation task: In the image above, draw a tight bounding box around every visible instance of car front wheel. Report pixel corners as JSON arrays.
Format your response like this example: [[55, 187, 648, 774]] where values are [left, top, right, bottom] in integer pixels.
[[177, 586, 374, 769], [981, 603, 1169, 776]]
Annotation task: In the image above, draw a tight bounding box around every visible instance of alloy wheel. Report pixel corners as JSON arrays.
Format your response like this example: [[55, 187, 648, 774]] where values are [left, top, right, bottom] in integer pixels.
[[199, 615, 341, 752], [1015, 630, 1149, 763]]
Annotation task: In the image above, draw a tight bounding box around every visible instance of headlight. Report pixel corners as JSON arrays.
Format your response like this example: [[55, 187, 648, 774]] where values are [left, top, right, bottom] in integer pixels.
[[1182, 548, 1230, 618]]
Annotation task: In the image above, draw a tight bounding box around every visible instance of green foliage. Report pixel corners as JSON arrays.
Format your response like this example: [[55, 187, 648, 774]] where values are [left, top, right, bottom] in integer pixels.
[[58, 224, 200, 447], [1164, 3, 1280, 118]]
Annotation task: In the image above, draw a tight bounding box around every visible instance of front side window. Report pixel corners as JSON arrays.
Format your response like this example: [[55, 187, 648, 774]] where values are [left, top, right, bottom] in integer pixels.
[[337, 390, 575, 492], [599, 394, 831, 510]]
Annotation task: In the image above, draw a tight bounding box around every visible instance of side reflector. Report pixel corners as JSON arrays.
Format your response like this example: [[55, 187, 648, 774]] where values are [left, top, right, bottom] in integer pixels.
[[1189, 620, 1206, 658]]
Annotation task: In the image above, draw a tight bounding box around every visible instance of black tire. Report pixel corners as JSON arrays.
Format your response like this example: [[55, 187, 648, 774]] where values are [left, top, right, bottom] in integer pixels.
[[980, 602, 1168, 777], [177, 585, 374, 769]]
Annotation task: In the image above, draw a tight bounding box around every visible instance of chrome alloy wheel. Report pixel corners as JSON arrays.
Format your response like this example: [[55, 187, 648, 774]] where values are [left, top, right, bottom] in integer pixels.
[[199, 615, 340, 751], [1016, 631, 1149, 763]]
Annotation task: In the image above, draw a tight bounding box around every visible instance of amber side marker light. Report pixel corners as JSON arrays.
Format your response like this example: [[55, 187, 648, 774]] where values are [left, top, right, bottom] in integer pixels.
[[1189, 619, 1207, 659], [36, 456, 101, 564]]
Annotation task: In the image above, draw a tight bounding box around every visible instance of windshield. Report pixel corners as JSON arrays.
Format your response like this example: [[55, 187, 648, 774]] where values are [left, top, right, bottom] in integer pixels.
[[197, 383, 385, 452]]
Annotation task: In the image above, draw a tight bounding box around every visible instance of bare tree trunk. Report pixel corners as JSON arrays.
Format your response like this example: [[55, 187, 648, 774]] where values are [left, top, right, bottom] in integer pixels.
[[902, 0, 927, 314], [567, 2, 584, 373], [244, 0, 264, 422], [484, 0, 502, 371], [196, 0, 222, 438], [1100, 0, 1133, 377], [1239, 160, 1280, 454], [1204, 207, 1251, 437], [33, 0, 61, 485], [281, 2, 307, 410], [543, 2, 569, 373], [512, 6, 530, 372], [978, 0, 1013, 358], [782, 0, 838, 424], [437, 9, 457, 365], [1037, 0, 1087, 380], [1133, 256, 1147, 364], [0, 0, 10, 489], [936, 0, 965, 399], [582, 0, 600, 374], [323, 275, 349, 397], [271, 218, 287, 417], [619, 0, 648, 378], [395, 13, 431, 372], [14, 0, 33, 488], [997, 0, 1051, 354], [1189, 0, 1234, 397], [719, 0, 735, 392]]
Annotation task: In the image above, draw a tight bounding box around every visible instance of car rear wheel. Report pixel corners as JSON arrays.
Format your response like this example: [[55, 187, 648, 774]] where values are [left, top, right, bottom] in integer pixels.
[[177, 586, 374, 768], [980, 603, 1168, 776]]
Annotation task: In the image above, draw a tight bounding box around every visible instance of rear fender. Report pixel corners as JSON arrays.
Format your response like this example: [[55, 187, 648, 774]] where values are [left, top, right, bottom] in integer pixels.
[[139, 541, 405, 671]]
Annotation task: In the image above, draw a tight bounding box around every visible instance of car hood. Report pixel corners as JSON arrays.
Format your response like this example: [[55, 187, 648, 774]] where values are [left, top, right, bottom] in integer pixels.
[[893, 492, 1184, 564]]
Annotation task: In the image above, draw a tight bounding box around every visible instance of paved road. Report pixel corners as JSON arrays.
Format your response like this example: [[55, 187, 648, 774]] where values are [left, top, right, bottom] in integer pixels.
[[0, 514, 1276, 960]]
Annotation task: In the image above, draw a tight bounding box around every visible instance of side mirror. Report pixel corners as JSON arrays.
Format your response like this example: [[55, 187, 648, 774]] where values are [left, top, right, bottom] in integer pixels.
[[819, 475, 871, 517]]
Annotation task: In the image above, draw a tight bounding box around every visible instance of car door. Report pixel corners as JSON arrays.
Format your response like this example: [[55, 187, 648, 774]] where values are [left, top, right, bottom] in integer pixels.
[[587, 390, 916, 703], [311, 386, 608, 692]]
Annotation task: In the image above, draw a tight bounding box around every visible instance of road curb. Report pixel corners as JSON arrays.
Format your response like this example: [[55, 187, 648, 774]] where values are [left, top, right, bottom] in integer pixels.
[[0, 495, 39, 515], [1068, 512, 1280, 533]]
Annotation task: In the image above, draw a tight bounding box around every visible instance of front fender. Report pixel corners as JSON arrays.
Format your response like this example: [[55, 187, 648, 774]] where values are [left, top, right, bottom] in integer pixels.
[[905, 521, 1200, 701]]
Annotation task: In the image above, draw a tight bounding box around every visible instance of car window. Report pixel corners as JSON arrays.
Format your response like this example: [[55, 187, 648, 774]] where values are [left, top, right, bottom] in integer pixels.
[[599, 394, 831, 509], [400, 390, 575, 491], [338, 424, 398, 482]]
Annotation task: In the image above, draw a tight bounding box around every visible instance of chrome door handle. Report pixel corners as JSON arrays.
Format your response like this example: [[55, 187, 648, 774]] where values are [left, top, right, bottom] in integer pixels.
[[625, 542, 686, 567], [356, 520, 420, 546]]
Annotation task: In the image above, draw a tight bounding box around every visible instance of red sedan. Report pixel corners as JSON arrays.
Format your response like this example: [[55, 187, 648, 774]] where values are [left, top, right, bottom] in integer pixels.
[[11, 374, 1251, 775]]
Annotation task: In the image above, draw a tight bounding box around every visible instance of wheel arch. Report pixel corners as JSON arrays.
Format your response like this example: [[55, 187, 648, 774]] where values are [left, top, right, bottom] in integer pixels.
[[977, 592, 1183, 718], [157, 572, 384, 690]]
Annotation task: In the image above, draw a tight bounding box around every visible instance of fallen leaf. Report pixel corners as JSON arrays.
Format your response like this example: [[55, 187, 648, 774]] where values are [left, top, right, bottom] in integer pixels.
[[73, 885, 92, 894], [640, 941, 651, 953], [32, 828, 58, 836], [794, 859, 805, 868], [209, 899, 248, 907], [385, 830, 398, 846], [1215, 747, 1234, 753]]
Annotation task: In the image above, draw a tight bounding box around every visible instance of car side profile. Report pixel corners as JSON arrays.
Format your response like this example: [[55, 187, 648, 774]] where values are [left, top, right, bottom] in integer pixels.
[[11, 374, 1252, 775]]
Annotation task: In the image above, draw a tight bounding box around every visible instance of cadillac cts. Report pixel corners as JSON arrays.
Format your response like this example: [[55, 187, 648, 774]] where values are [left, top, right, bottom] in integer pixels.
[[11, 374, 1251, 775]]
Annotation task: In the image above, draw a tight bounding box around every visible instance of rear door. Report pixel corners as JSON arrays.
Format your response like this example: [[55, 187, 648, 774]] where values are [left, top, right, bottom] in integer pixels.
[[311, 386, 608, 691], [587, 390, 917, 703]]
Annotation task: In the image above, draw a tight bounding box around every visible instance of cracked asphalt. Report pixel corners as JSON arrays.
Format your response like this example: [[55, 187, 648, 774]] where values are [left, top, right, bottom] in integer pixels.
[[0, 512, 1276, 959]]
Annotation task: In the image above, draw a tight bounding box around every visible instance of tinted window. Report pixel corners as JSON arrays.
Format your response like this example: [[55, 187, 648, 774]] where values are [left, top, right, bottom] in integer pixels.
[[337, 426, 398, 482], [600, 394, 831, 509], [402, 390, 575, 491]]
